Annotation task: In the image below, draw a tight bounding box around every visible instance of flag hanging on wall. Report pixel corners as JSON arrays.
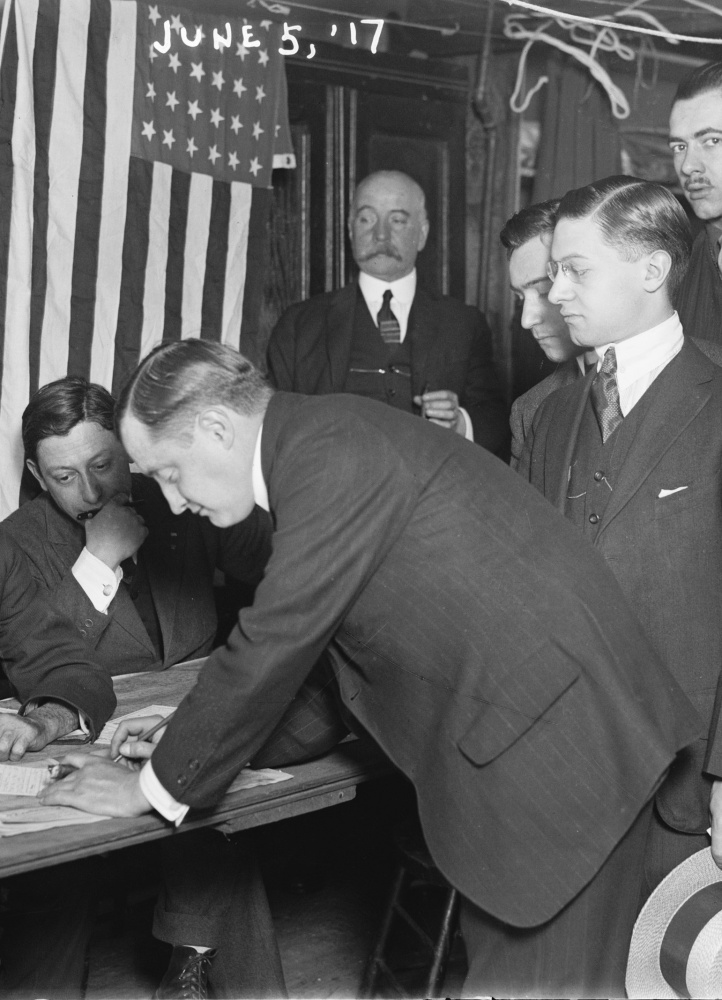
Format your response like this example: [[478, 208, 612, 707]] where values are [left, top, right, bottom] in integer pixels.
[[0, 0, 294, 519]]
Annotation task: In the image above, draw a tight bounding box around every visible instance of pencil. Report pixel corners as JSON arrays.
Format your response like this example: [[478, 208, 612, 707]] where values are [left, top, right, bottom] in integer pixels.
[[47, 710, 176, 780]]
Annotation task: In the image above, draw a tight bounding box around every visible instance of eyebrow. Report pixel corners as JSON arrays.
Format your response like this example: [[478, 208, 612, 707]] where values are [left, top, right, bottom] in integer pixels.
[[511, 275, 551, 293], [669, 127, 722, 143], [45, 449, 113, 473]]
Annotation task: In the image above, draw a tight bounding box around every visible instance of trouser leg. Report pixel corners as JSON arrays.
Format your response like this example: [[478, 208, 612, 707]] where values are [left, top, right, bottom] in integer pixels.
[[460, 800, 653, 1000]]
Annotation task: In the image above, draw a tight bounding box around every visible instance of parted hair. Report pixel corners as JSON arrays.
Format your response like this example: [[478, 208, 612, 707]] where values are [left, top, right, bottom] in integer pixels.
[[555, 175, 692, 301], [116, 339, 273, 438], [674, 61, 722, 105], [499, 199, 560, 259], [22, 376, 115, 463]]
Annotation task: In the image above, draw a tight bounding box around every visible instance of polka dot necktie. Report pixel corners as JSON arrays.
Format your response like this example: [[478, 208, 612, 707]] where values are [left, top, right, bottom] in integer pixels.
[[377, 289, 401, 345], [590, 346, 623, 443]]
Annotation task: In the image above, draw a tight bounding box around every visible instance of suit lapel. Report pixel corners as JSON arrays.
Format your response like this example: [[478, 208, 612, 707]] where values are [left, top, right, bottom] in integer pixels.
[[597, 346, 715, 537], [407, 288, 439, 398], [325, 284, 358, 393], [546, 373, 595, 510]]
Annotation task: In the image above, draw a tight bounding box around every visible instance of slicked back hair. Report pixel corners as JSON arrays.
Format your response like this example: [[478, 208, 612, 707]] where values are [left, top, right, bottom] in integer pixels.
[[23, 376, 116, 464], [555, 175, 692, 301], [116, 339, 273, 441], [499, 199, 560, 260], [674, 61, 722, 105]]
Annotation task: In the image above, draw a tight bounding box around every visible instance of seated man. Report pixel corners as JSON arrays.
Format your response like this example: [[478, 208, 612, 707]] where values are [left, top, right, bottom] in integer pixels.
[[267, 169, 510, 457], [0, 377, 344, 1000]]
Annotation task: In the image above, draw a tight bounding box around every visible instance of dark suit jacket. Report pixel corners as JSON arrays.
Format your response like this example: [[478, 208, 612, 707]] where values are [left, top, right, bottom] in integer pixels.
[[148, 392, 698, 927], [266, 282, 510, 457], [0, 475, 272, 729], [0, 535, 115, 734], [509, 359, 581, 469], [519, 339, 722, 834]]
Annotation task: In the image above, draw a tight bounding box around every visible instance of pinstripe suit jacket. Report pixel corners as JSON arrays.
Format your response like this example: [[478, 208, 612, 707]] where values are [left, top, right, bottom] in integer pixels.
[[148, 392, 699, 927], [509, 359, 582, 469]]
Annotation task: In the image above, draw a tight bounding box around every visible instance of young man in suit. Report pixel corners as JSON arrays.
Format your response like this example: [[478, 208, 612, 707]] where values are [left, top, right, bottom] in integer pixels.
[[669, 60, 722, 342], [0, 377, 343, 1000], [501, 198, 594, 467], [267, 170, 509, 457], [518, 175, 722, 907], [43, 338, 702, 998]]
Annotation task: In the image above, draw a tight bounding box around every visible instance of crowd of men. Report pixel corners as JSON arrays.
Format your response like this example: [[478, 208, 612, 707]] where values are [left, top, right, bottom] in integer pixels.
[[1, 58, 722, 1000]]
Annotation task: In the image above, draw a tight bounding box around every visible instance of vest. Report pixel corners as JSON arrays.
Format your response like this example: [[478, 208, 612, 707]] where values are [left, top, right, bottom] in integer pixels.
[[677, 229, 722, 345], [565, 373, 668, 541], [343, 291, 415, 413]]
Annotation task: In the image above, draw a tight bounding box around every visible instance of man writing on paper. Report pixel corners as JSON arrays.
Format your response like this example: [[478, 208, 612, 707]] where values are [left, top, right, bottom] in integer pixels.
[[43, 338, 702, 999]]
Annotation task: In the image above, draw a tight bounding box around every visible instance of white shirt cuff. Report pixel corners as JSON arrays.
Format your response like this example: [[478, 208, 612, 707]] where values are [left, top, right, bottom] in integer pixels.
[[71, 547, 122, 613], [459, 407, 474, 442], [139, 760, 190, 825]]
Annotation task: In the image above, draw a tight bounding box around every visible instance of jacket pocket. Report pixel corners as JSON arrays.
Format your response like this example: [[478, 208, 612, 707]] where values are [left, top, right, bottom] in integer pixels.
[[457, 641, 579, 766]]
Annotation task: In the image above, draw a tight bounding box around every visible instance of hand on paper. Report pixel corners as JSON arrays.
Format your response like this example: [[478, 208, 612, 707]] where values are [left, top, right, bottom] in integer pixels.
[[110, 714, 168, 762], [0, 715, 49, 761], [38, 754, 151, 817]]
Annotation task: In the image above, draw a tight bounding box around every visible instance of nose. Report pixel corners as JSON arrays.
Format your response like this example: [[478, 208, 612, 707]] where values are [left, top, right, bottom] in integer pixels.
[[159, 481, 187, 515], [548, 271, 571, 305], [520, 296, 542, 331], [372, 215, 391, 242], [679, 145, 703, 176], [79, 472, 102, 505]]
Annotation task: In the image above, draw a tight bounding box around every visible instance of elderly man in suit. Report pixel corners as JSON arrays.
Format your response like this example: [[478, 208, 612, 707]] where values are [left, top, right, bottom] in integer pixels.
[[0, 377, 343, 1000], [519, 175, 722, 910], [669, 60, 722, 342], [42, 338, 702, 998], [267, 170, 509, 457], [501, 198, 596, 468]]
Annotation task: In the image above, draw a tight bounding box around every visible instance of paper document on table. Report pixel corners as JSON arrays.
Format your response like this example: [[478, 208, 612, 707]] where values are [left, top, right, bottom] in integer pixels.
[[0, 761, 52, 796], [0, 705, 17, 715], [226, 767, 293, 793], [0, 805, 108, 836], [96, 705, 175, 745]]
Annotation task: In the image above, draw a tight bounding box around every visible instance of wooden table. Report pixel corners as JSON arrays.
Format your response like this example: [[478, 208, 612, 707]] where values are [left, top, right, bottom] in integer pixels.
[[0, 660, 392, 879]]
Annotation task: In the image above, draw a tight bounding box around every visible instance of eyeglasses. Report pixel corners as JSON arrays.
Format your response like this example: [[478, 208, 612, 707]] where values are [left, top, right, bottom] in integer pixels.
[[546, 261, 588, 284]]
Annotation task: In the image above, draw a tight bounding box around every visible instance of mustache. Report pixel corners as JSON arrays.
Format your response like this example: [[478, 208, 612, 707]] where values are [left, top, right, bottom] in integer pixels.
[[357, 245, 402, 261]]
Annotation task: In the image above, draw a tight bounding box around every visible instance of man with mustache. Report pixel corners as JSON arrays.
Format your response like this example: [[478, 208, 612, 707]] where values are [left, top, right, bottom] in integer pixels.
[[670, 61, 722, 342], [267, 170, 509, 456]]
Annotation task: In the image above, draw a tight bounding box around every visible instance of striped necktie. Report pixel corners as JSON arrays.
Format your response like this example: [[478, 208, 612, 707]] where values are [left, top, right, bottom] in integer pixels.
[[590, 347, 623, 443], [377, 289, 401, 345]]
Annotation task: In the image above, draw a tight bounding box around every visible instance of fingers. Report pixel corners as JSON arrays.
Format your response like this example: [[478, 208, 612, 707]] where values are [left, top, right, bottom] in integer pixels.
[[0, 718, 42, 762], [709, 781, 722, 869], [110, 715, 165, 758], [417, 390, 460, 428]]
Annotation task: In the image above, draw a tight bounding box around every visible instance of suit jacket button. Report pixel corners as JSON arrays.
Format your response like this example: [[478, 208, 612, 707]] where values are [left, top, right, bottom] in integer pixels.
[[79, 628, 87, 636], [84, 619, 93, 627], [593, 471, 603, 482], [177, 775, 188, 787], [589, 513, 599, 525], [188, 759, 200, 770]]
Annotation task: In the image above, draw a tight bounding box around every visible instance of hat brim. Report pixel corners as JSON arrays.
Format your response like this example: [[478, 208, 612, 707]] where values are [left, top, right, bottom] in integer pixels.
[[626, 846, 721, 999]]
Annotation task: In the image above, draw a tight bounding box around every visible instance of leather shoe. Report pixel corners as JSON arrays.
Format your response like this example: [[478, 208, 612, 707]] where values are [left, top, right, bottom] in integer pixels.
[[153, 946, 217, 1000]]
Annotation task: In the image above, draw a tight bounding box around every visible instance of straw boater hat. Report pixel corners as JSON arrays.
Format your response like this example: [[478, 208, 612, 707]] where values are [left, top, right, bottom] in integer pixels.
[[626, 847, 722, 999]]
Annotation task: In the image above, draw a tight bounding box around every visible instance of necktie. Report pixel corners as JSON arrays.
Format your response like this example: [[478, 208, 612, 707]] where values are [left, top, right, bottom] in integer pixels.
[[590, 347, 623, 443], [377, 289, 401, 345]]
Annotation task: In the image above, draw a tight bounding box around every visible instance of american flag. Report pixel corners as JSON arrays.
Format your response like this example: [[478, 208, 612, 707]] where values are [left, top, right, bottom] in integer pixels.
[[0, 0, 294, 519]]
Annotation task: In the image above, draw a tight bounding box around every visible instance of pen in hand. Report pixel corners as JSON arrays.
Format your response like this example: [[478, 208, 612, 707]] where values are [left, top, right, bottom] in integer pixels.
[[47, 710, 176, 781]]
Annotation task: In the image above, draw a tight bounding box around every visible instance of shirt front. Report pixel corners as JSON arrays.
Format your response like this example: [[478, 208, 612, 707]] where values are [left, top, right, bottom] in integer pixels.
[[358, 269, 416, 341], [593, 312, 684, 416]]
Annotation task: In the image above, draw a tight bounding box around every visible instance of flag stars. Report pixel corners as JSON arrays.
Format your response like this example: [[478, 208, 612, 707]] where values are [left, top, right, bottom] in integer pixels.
[[168, 52, 181, 73], [148, 5, 161, 25], [233, 78, 247, 98], [187, 136, 198, 157], [212, 71, 225, 90], [208, 145, 221, 165], [187, 99, 202, 121], [260, 20, 272, 30], [166, 91, 179, 111], [162, 129, 175, 148], [255, 85, 266, 103], [170, 14, 183, 33], [249, 157, 262, 176], [252, 121, 264, 140], [146, 82, 156, 100], [141, 120, 156, 141], [258, 49, 270, 68], [190, 62, 205, 82], [210, 108, 225, 128], [230, 115, 243, 134], [149, 43, 158, 62], [228, 151, 240, 170], [236, 42, 249, 60]]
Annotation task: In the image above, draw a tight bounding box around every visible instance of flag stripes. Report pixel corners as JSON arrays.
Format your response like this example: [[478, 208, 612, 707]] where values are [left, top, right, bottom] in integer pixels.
[[0, 0, 289, 518]]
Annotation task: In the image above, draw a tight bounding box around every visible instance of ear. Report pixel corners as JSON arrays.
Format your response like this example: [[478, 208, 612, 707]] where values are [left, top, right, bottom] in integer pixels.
[[642, 250, 672, 294], [417, 216, 430, 254], [197, 407, 234, 449], [26, 458, 48, 493]]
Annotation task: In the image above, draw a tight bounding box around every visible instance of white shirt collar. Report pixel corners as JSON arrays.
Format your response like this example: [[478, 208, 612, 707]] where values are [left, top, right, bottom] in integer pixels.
[[251, 423, 269, 512], [595, 312, 683, 390], [358, 268, 417, 305]]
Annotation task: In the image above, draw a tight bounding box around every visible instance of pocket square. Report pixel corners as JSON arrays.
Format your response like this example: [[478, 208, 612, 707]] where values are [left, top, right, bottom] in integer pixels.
[[658, 486, 688, 498]]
